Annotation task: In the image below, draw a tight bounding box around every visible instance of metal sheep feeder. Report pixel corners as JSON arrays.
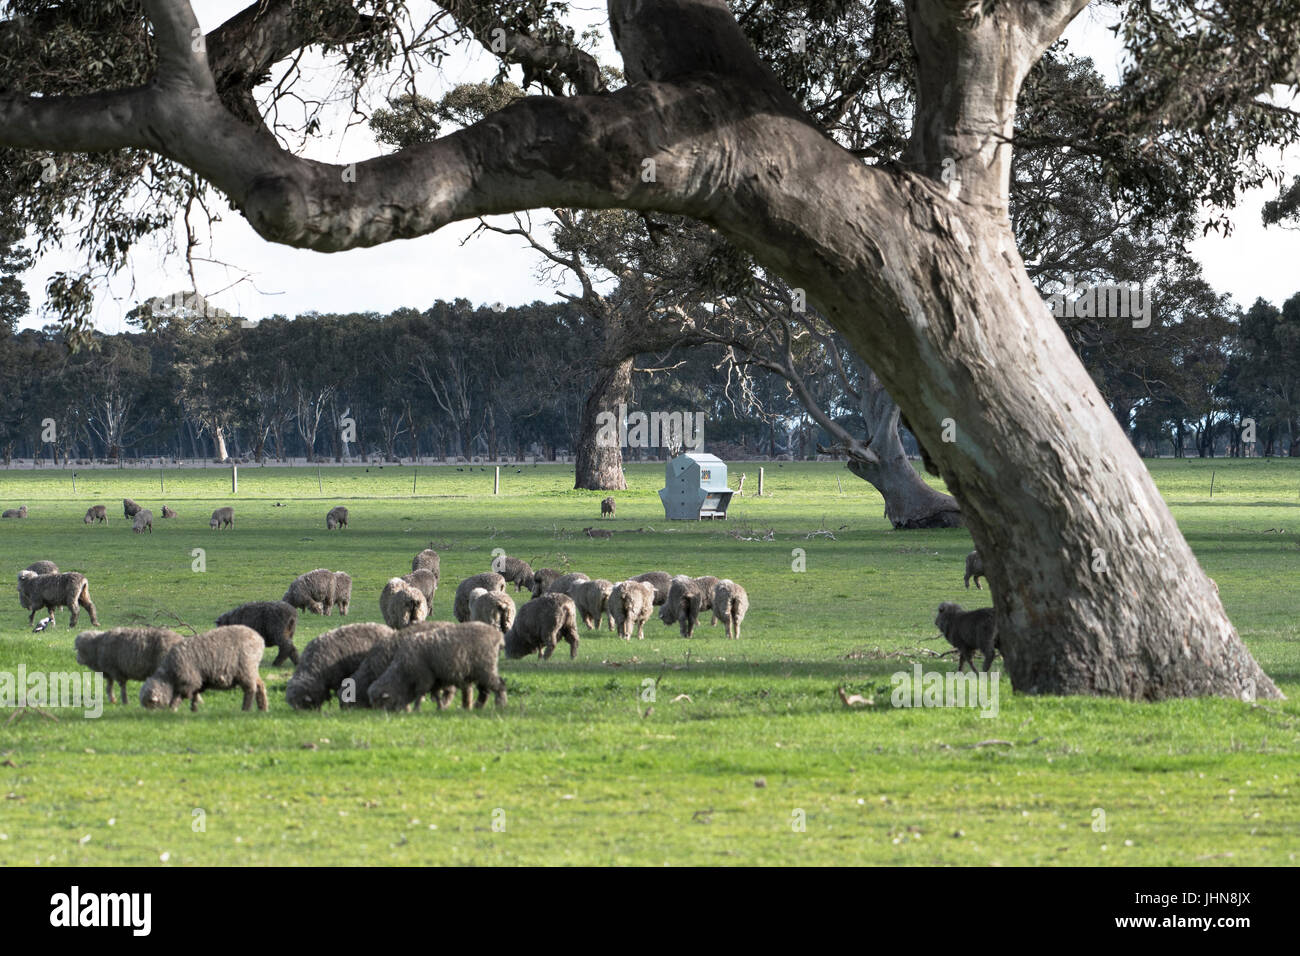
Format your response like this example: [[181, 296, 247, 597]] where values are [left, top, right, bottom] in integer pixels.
[[659, 453, 734, 520]]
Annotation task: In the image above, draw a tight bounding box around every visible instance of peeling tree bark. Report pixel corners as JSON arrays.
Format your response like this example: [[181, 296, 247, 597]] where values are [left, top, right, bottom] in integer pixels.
[[574, 356, 632, 490]]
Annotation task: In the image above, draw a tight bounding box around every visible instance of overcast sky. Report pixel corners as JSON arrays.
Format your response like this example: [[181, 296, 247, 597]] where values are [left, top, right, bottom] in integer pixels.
[[17, 2, 1300, 332]]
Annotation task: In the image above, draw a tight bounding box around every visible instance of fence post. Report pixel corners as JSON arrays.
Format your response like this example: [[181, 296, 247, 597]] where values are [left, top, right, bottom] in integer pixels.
[[232, 463, 238, 494], [758, 467, 765, 497], [494, 466, 500, 495]]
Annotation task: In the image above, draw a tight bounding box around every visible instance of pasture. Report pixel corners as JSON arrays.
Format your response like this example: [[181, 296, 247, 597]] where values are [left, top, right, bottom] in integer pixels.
[[0, 459, 1297, 866]]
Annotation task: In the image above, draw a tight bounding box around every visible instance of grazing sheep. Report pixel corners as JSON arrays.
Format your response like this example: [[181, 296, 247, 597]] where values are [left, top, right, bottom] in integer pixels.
[[710, 579, 750, 640], [25, 560, 58, 575], [401, 568, 438, 606], [139, 625, 268, 712], [693, 576, 721, 615], [123, 498, 141, 519], [411, 548, 441, 580], [570, 578, 615, 631], [504, 592, 580, 660], [529, 567, 561, 599], [83, 505, 107, 524], [285, 622, 394, 710], [660, 575, 706, 637], [934, 602, 998, 672], [215, 600, 300, 666], [380, 577, 429, 629], [469, 587, 516, 633], [17, 570, 98, 627], [282, 568, 350, 616], [209, 506, 234, 530], [493, 555, 535, 593], [341, 624, 454, 709], [161, 505, 177, 519], [964, 550, 985, 589], [631, 571, 672, 606], [609, 580, 655, 641], [2, 505, 27, 518], [368, 622, 506, 711], [546, 572, 590, 597], [453, 572, 506, 622], [326, 506, 349, 530], [74, 626, 184, 704], [333, 571, 353, 615], [601, 496, 615, 518], [132, 509, 153, 534]]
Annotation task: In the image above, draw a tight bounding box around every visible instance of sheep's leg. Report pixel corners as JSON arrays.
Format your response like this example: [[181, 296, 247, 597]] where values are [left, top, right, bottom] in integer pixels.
[[118, 680, 128, 704], [242, 684, 254, 710], [190, 692, 203, 712], [473, 685, 487, 709], [492, 680, 507, 708], [67, 603, 79, 627], [461, 685, 472, 710]]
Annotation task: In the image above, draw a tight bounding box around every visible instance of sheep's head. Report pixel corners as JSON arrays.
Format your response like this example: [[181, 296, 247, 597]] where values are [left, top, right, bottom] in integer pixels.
[[74, 632, 103, 666], [935, 602, 961, 632], [285, 677, 323, 710], [139, 676, 173, 709]]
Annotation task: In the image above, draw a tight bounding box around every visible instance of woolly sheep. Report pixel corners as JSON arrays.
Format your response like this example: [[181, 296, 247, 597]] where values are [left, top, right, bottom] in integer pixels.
[[570, 578, 615, 631], [693, 576, 721, 615], [2, 505, 27, 518], [140, 625, 267, 712], [380, 577, 429, 629], [504, 592, 580, 661], [326, 506, 349, 530], [17, 570, 98, 627], [123, 498, 141, 519], [454, 572, 506, 622], [132, 509, 153, 534], [215, 600, 300, 666], [964, 550, 985, 590], [83, 505, 107, 524], [609, 580, 655, 641], [285, 622, 394, 710], [210, 506, 234, 530], [340, 623, 455, 709], [401, 568, 438, 606], [161, 505, 177, 519], [26, 560, 58, 575], [411, 548, 441, 580], [659, 575, 705, 637], [492, 555, 535, 593], [282, 568, 350, 616], [469, 587, 516, 633], [710, 579, 750, 640], [934, 602, 998, 672], [333, 571, 353, 615], [545, 572, 590, 597], [529, 567, 561, 598], [631, 571, 672, 606], [75, 626, 184, 704], [601, 496, 615, 518], [368, 622, 506, 711]]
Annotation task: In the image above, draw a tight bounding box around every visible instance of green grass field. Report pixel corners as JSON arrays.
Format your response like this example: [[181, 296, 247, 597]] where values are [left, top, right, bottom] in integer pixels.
[[0, 458, 1297, 866]]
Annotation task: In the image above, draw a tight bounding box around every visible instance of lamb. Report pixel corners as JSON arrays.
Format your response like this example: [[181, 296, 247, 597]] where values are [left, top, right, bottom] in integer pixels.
[[326, 505, 349, 530], [2, 505, 27, 518], [469, 587, 516, 633], [411, 548, 441, 580], [710, 579, 750, 640], [215, 600, 300, 666], [83, 505, 107, 524], [601, 496, 615, 518], [282, 568, 350, 616], [453, 572, 506, 622], [209, 506, 234, 530], [74, 626, 184, 704], [285, 622, 394, 710], [161, 505, 177, 519], [570, 578, 615, 631], [380, 577, 429, 629], [492, 555, 535, 593], [401, 568, 438, 606], [139, 625, 268, 712], [123, 498, 141, 519], [132, 509, 153, 533], [504, 592, 580, 660], [964, 550, 985, 589], [17, 570, 99, 627], [934, 602, 998, 672], [659, 575, 706, 637], [609, 580, 655, 641], [340, 623, 455, 709], [529, 567, 561, 598], [632, 571, 673, 606], [368, 622, 507, 711]]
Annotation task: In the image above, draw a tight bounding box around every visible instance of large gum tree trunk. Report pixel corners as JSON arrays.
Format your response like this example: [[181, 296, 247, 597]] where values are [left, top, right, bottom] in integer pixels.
[[574, 356, 632, 490]]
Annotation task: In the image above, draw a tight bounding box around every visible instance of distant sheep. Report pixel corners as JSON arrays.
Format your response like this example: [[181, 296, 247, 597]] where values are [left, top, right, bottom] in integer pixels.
[[210, 506, 234, 530], [469, 587, 516, 633], [75, 626, 185, 704], [454, 572, 506, 622], [326, 506, 349, 530], [282, 568, 350, 616], [631, 571, 672, 605], [401, 569, 438, 606], [132, 509, 153, 534], [660, 575, 705, 637], [609, 580, 655, 641], [601, 496, 615, 518], [17, 570, 98, 627], [411, 548, 441, 581], [380, 577, 429, 629], [83, 505, 107, 524], [2, 505, 27, 518], [570, 578, 614, 631], [935, 602, 998, 672], [161, 505, 177, 519], [504, 592, 580, 660], [710, 579, 749, 640], [368, 622, 506, 711], [493, 555, 535, 593], [123, 498, 141, 520], [215, 600, 300, 666], [140, 625, 268, 712], [25, 560, 58, 575], [964, 550, 985, 589], [529, 567, 561, 598], [285, 622, 393, 710]]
